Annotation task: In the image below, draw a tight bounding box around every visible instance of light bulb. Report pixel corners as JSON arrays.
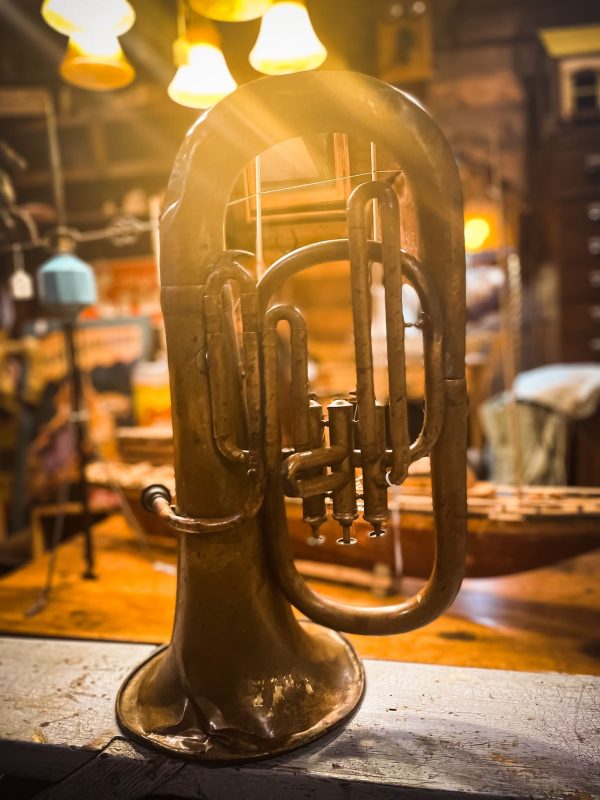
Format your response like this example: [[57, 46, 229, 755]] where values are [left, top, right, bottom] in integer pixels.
[[464, 217, 491, 252], [60, 31, 135, 91], [41, 0, 135, 37], [249, 1, 327, 75], [168, 42, 237, 109]]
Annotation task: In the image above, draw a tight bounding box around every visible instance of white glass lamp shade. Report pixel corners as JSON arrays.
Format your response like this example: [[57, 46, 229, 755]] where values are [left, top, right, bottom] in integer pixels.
[[168, 43, 237, 109], [249, 1, 327, 75], [41, 0, 135, 37], [60, 31, 135, 91]]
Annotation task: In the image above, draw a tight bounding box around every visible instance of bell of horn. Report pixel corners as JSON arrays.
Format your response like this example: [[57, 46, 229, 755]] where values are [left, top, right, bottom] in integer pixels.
[[116, 70, 467, 761]]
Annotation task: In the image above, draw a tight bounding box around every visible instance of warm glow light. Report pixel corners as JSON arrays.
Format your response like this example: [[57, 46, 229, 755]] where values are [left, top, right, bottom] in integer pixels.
[[41, 0, 135, 36], [249, 1, 327, 75], [464, 217, 492, 252], [60, 31, 135, 91], [168, 42, 237, 109], [189, 0, 273, 22]]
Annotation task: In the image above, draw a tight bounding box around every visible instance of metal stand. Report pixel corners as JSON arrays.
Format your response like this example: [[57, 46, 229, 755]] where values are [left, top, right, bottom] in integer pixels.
[[63, 320, 96, 580]]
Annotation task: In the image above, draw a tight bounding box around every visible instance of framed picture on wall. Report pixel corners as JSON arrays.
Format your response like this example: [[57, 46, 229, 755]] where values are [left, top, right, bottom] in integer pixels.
[[558, 56, 600, 120], [377, 3, 433, 85], [243, 132, 351, 223]]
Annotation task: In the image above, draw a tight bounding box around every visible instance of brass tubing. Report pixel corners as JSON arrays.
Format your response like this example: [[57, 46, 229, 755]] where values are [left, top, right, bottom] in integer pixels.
[[328, 400, 358, 543], [263, 375, 467, 635], [367, 403, 389, 537], [347, 182, 410, 486], [240, 290, 263, 476], [258, 239, 445, 463], [262, 319, 283, 473], [346, 196, 387, 538], [205, 290, 246, 465], [261, 307, 345, 508], [262, 307, 327, 536], [204, 257, 263, 468], [221, 282, 244, 396], [161, 72, 465, 523], [259, 243, 465, 632], [291, 471, 347, 499], [143, 483, 263, 533], [286, 445, 346, 475], [347, 192, 381, 513], [263, 305, 348, 510], [303, 401, 328, 540], [381, 226, 410, 483], [264, 305, 311, 450]]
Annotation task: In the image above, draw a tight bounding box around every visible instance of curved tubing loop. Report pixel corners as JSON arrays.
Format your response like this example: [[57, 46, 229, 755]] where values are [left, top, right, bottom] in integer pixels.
[[258, 238, 445, 463], [150, 484, 263, 534], [204, 252, 264, 482], [263, 304, 310, 453], [259, 237, 462, 635], [347, 182, 410, 487], [262, 439, 464, 635], [263, 302, 350, 499], [159, 72, 466, 628], [148, 252, 265, 535]]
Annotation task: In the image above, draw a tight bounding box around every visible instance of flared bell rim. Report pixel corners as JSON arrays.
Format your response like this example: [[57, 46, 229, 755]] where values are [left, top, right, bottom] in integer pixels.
[[116, 621, 365, 762]]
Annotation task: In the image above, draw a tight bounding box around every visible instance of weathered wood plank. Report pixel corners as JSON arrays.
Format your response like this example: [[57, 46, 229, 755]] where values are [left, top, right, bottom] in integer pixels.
[[33, 739, 185, 800], [0, 637, 598, 798]]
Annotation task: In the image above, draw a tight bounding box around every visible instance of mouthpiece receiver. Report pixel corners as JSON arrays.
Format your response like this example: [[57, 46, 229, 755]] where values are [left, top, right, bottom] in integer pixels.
[[141, 484, 172, 514]]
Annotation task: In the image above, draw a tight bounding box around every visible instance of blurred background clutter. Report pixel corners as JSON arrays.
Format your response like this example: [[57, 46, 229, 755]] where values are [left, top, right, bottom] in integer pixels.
[[0, 0, 599, 680]]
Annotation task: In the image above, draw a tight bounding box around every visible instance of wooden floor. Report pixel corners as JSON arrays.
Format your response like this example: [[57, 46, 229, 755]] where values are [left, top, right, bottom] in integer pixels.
[[0, 513, 598, 675]]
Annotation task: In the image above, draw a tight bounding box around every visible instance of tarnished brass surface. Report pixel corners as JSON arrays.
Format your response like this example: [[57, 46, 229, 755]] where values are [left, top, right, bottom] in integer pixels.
[[117, 525, 364, 760], [117, 71, 467, 761]]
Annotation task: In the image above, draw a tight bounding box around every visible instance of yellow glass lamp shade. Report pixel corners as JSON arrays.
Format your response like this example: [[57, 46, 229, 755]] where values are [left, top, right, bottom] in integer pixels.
[[60, 32, 135, 91], [42, 0, 135, 36], [189, 0, 273, 22], [168, 42, 237, 109], [249, 1, 327, 75]]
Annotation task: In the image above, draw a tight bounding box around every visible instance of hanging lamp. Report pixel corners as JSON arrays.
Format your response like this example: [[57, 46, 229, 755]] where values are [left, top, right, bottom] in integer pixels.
[[60, 31, 135, 91], [249, 1, 326, 75], [188, 0, 272, 22], [37, 251, 97, 317], [41, 0, 135, 37], [463, 196, 500, 254], [168, 17, 237, 109], [38, 235, 97, 319]]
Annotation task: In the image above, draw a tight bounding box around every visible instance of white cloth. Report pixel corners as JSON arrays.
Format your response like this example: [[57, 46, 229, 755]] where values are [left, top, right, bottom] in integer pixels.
[[514, 364, 600, 420], [479, 395, 568, 485]]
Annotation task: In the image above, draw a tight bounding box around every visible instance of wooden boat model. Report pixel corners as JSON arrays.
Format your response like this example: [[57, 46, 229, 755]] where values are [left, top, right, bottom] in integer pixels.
[[287, 484, 600, 581], [398, 482, 600, 578], [87, 455, 600, 581]]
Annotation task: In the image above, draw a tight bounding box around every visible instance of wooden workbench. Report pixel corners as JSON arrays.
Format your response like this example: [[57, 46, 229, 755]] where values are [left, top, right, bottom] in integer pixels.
[[0, 514, 598, 675], [0, 636, 597, 799]]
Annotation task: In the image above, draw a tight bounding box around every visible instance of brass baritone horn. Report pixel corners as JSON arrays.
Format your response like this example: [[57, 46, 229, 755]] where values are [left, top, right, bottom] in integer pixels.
[[116, 71, 468, 760]]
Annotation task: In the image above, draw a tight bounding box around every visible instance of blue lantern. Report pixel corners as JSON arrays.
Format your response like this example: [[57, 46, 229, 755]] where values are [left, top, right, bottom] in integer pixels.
[[37, 251, 97, 318]]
